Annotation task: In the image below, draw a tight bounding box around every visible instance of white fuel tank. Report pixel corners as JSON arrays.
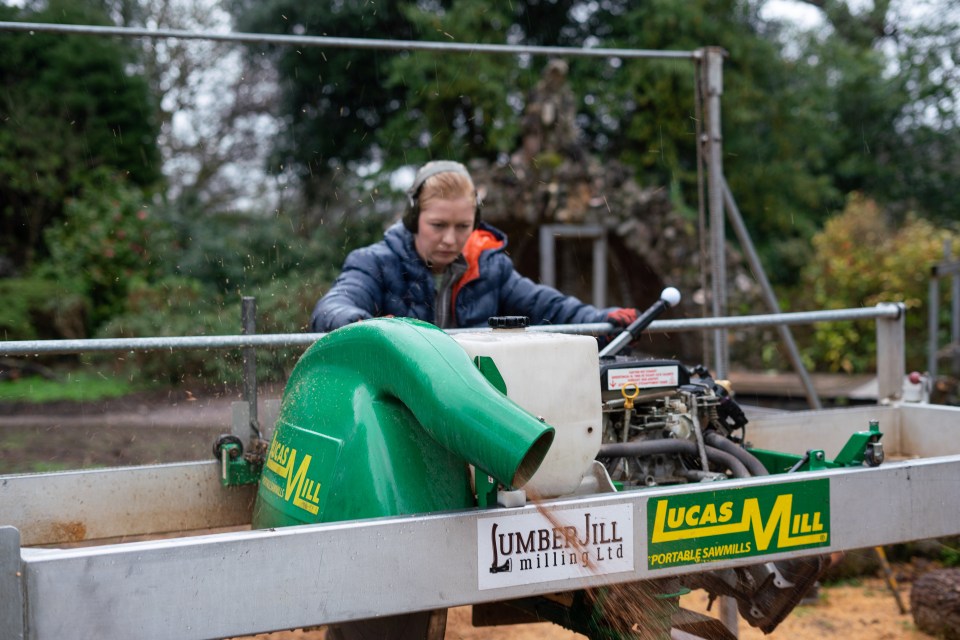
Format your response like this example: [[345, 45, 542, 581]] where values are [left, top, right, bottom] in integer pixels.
[[453, 328, 602, 498]]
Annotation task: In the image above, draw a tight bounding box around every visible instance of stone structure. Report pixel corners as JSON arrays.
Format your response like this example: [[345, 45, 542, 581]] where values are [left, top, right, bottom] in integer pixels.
[[468, 60, 762, 363]]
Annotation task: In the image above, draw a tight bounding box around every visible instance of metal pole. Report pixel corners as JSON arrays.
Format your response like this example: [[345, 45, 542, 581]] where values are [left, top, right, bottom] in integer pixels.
[[0, 21, 698, 60], [950, 242, 960, 376], [929, 266, 940, 380], [540, 227, 557, 287], [0, 527, 24, 640], [0, 306, 903, 356], [722, 180, 821, 409], [693, 56, 711, 370], [241, 297, 260, 439], [876, 303, 906, 403], [873, 546, 908, 614], [593, 234, 607, 308], [718, 597, 739, 638], [703, 47, 728, 378]]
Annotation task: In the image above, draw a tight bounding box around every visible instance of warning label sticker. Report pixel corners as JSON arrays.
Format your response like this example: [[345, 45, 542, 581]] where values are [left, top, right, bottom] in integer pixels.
[[606, 365, 679, 391]]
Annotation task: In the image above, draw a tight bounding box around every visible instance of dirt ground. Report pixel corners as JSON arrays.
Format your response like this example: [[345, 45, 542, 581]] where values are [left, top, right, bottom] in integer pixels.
[[238, 573, 930, 640], [0, 390, 945, 639], [0, 386, 253, 473]]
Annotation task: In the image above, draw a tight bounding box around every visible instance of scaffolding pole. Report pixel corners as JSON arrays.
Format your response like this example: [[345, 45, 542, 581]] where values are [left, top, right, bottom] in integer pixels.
[[722, 179, 822, 409]]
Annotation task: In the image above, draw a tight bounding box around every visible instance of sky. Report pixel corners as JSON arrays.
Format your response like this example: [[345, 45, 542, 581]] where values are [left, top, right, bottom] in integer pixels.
[[760, 0, 827, 29]]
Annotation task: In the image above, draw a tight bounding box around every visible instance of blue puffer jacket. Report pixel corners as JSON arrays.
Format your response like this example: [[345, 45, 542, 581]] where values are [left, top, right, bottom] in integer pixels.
[[310, 222, 614, 331]]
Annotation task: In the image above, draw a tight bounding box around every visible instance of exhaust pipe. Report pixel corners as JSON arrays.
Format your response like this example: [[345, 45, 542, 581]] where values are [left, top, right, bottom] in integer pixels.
[[253, 318, 555, 529]]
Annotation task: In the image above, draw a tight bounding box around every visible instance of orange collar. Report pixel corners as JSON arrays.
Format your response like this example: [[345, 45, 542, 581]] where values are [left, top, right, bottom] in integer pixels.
[[451, 229, 504, 317]]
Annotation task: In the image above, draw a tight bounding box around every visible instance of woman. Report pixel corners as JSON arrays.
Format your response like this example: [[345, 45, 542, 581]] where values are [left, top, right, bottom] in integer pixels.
[[310, 160, 637, 332]]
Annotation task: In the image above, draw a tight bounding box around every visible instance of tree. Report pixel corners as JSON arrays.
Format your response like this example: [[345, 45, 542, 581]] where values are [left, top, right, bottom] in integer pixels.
[[226, 0, 422, 221], [42, 170, 170, 329], [773, 0, 960, 223], [225, 2, 840, 261], [377, 2, 537, 166], [226, 0, 960, 291], [225, 0, 597, 219], [115, 0, 282, 216], [560, 1, 844, 284], [0, 0, 161, 269], [876, 2, 960, 223]]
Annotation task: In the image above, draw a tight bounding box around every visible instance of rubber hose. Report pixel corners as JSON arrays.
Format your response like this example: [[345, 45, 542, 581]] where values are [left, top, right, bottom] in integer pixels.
[[704, 431, 769, 476], [598, 439, 751, 478]]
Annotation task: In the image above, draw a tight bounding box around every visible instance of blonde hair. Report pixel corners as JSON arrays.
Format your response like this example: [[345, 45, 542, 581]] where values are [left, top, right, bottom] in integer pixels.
[[418, 171, 477, 210]]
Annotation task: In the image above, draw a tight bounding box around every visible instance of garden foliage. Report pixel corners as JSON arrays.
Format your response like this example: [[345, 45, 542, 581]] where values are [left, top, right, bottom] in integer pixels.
[[798, 194, 958, 373], [3, 0, 960, 388]]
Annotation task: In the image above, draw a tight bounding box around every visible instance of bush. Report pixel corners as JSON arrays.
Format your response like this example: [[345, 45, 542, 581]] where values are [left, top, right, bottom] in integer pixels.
[[93, 269, 333, 388], [91, 277, 236, 386], [797, 194, 958, 373], [43, 172, 171, 332], [0, 276, 87, 340], [164, 206, 387, 294], [54, 197, 388, 387]]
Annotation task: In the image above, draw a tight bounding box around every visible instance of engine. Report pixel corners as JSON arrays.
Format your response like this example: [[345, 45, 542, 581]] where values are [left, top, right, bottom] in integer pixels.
[[598, 357, 754, 487], [596, 355, 827, 633]]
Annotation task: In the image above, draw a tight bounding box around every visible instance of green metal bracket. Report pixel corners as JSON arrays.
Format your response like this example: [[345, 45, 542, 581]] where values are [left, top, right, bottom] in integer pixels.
[[475, 467, 499, 508], [474, 355, 508, 395], [749, 420, 885, 474], [473, 355, 511, 508], [833, 419, 884, 466], [215, 440, 263, 487], [806, 449, 828, 471]]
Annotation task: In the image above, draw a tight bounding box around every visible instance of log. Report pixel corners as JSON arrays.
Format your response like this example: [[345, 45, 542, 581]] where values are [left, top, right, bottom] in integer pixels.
[[911, 567, 960, 639]]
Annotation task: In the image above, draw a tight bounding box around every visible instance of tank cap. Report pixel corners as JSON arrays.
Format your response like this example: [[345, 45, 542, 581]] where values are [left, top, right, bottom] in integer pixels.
[[488, 316, 529, 329]]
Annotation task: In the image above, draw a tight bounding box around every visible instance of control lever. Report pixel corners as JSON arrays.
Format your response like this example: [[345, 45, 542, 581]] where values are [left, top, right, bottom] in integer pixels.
[[598, 287, 681, 358]]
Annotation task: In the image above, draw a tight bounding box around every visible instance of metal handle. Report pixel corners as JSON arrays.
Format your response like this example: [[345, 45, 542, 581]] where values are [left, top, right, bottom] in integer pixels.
[[599, 287, 681, 358]]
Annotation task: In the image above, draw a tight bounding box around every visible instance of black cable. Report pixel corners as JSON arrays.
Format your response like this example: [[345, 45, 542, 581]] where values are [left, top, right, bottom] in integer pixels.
[[598, 439, 751, 478], [703, 431, 769, 476]]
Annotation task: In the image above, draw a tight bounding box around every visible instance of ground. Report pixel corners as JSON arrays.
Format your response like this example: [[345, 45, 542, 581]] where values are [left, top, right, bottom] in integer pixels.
[[236, 573, 931, 640], [238, 575, 932, 639], [0, 388, 944, 639]]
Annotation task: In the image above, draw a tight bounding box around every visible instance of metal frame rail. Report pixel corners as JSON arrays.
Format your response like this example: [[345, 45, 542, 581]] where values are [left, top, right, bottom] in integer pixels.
[[539, 224, 609, 308], [0, 21, 696, 60], [2, 458, 959, 639], [0, 303, 908, 445], [0, 304, 904, 425], [0, 302, 906, 392], [0, 303, 904, 357]]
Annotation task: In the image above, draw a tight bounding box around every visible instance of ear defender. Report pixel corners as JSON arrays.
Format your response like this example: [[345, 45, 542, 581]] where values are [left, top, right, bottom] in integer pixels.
[[403, 160, 482, 233]]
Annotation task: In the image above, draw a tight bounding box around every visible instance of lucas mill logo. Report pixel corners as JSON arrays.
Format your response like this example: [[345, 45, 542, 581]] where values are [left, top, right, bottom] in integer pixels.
[[260, 439, 322, 516], [647, 478, 831, 569]]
